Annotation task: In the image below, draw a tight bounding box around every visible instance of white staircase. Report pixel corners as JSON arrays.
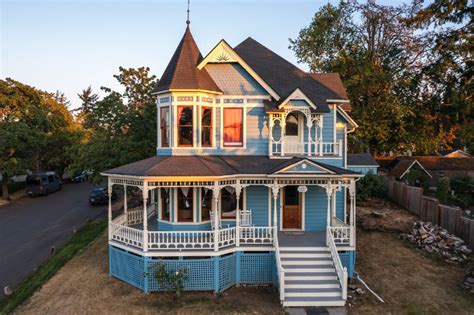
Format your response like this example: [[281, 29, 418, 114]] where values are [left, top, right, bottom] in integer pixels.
[[277, 246, 346, 307]]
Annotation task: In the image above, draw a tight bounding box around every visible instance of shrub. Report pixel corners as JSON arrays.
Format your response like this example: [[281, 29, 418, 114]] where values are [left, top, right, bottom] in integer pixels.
[[404, 168, 430, 192], [154, 263, 188, 298], [449, 176, 474, 209], [437, 176, 450, 203], [356, 172, 385, 201]]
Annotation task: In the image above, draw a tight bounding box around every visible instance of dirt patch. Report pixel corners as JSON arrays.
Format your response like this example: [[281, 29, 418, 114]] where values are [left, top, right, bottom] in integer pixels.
[[15, 232, 284, 315], [357, 198, 418, 233], [351, 230, 474, 314]]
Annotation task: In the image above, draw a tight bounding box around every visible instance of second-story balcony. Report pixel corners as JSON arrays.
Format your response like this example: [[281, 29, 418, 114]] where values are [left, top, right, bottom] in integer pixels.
[[270, 140, 343, 157]]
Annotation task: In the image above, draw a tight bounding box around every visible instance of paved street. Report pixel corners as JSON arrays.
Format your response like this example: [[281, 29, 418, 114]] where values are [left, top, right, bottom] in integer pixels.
[[0, 182, 107, 300]]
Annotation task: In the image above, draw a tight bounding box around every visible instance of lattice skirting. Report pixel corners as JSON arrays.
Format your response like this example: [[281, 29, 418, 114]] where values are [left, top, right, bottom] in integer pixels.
[[109, 246, 277, 293], [338, 250, 356, 278]]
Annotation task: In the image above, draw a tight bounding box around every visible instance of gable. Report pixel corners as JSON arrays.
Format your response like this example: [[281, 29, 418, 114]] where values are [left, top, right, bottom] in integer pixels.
[[205, 63, 268, 95], [278, 88, 316, 109], [197, 40, 280, 99], [275, 160, 335, 175]]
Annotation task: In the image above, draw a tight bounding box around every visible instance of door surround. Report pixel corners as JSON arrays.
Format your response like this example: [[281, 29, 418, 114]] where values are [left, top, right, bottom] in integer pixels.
[[280, 186, 305, 230]]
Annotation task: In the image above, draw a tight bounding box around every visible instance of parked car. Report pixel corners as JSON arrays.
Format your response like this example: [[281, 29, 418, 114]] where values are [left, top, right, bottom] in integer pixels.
[[71, 170, 92, 183], [26, 172, 62, 197], [89, 187, 117, 205]]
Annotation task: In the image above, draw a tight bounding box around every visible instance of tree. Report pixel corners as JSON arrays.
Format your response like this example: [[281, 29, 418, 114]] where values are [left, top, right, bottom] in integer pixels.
[[290, 0, 472, 155], [73, 67, 158, 182], [0, 79, 81, 199]]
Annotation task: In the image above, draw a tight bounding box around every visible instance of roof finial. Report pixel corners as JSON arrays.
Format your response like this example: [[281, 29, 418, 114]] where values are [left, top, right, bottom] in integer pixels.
[[186, 0, 190, 26]]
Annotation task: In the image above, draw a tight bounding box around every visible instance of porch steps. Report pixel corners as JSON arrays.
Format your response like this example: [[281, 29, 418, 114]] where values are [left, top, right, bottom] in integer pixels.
[[278, 247, 345, 307]]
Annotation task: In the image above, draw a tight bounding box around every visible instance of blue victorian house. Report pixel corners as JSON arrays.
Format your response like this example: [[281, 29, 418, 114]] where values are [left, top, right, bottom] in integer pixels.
[[103, 22, 363, 307]]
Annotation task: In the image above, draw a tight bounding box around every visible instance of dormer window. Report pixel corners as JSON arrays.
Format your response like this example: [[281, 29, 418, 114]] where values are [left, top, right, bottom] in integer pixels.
[[201, 107, 213, 147], [223, 108, 243, 147], [178, 106, 193, 146]]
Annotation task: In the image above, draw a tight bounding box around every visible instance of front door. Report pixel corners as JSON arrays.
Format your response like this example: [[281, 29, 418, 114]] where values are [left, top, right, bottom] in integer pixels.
[[283, 186, 302, 229]]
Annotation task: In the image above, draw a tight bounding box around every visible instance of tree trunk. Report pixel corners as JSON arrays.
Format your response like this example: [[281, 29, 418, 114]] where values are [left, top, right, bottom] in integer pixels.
[[2, 173, 10, 200]]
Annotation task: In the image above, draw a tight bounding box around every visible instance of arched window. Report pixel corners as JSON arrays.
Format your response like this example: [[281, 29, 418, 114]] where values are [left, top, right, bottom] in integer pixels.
[[285, 113, 299, 136]]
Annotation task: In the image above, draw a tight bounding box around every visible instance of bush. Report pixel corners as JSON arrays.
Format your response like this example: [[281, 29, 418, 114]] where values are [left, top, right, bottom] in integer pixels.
[[437, 176, 451, 203], [356, 172, 385, 201], [449, 176, 474, 209], [154, 263, 188, 298], [404, 168, 430, 192], [0, 181, 26, 197]]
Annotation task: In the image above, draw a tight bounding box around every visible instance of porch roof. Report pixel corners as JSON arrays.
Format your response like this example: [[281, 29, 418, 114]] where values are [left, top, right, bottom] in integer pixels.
[[102, 155, 361, 178]]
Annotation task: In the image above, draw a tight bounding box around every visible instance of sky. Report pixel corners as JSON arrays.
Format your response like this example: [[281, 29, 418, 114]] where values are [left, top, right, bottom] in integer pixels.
[[1, 0, 407, 109]]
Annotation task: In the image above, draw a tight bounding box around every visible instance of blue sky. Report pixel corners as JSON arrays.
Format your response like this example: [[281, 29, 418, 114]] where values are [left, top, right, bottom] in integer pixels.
[[1, 0, 407, 109]]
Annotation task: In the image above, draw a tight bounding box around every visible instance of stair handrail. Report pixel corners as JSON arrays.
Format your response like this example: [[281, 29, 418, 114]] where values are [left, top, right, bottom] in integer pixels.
[[274, 227, 285, 303], [326, 226, 348, 300]]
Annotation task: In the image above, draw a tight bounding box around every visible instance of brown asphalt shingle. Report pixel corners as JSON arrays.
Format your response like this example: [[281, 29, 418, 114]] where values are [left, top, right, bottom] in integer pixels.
[[153, 27, 221, 94], [103, 155, 360, 177]]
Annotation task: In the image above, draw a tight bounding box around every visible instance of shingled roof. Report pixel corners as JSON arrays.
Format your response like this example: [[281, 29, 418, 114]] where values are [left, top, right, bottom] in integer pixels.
[[103, 155, 360, 177], [234, 37, 350, 112], [153, 27, 221, 94], [347, 153, 379, 166]]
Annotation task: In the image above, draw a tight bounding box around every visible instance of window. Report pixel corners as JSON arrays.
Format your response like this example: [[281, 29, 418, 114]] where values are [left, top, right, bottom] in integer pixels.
[[285, 113, 299, 136], [221, 187, 243, 219], [177, 106, 193, 146], [160, 188, 170, 221], [201, 188, 213, 221], [223, 108, 243, 147], [201, 107, 212, 147], [177, 188, 193, 222], [160, 107, 170, 147]]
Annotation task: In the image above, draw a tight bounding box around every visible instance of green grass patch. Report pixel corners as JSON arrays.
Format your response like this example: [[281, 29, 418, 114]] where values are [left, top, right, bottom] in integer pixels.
[[0, 218, 107, 315]]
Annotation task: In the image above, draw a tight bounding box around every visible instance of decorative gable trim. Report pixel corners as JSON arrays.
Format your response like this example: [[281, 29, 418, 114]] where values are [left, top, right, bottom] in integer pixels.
[[274, 159, 336, 175], [400, 160, 432, 179], [336, 105, 358, 129], [197, 40, 280, 100], [277, 88, 316, 109]]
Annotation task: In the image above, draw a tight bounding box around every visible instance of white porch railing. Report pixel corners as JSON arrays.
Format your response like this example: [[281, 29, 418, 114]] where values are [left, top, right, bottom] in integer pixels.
[[148, 230, 214, 250], [218, 227, 236, 248], [326, 226, 348, 300], [240, 226, 273, 244], [110, 222, 143, 248], [126, 208, 143, 225], [274, 228, 285, 303], [270, 140, 342, 157], [330, 217, 354, 246]]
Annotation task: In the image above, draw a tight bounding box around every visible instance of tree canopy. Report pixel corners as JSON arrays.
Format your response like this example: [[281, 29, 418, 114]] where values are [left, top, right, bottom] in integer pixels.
[[290, 0, 473, 155]]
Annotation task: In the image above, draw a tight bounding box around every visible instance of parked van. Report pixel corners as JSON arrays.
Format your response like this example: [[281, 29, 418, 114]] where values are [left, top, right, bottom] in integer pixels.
[[26, 172, 62, 197]]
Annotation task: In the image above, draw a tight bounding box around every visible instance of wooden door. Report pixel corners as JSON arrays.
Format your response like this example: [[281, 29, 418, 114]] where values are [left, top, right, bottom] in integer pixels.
[[283, 186, 301, 229]]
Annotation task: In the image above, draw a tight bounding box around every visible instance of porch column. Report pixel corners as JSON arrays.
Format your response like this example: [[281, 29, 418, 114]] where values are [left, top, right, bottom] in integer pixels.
[[235, 181, 242, 247], [325, 183, 333, 227], [213, 182, 220, 252], [108, 178, 112, 240], [268, 116, 274, 157], [280, 121, 286, 157], [123, 185, 128, 214], [349, 180, 356, 247], [142, 182, 148, 252], [319, 119, 323, 156], [307, 120, 313, 157], [271, 182, 280, 232]]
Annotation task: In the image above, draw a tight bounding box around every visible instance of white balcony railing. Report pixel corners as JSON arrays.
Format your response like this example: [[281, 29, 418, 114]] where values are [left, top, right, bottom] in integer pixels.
[[330, 217, 354, 247], [270, 140, 342, 157]]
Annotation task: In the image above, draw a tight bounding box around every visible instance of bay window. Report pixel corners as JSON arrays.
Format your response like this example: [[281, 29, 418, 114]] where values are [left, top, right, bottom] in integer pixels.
[[221, 187, 243, 219], [177, 187, 193, 222], [201, 188, 212, 221], [160, 107, 170, 147], [177, 106, 193, 146], [201, 107, 212, 147], [223, 108, 243, 147]]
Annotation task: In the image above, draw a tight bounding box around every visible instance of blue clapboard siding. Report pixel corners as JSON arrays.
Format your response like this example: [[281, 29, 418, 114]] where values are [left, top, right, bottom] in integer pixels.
[[339, 251, 356, 278], [336, 190, 344, 221], [246, 186, 269, 226], [304, 186, 328, 231], [157, 221, 212, 231]]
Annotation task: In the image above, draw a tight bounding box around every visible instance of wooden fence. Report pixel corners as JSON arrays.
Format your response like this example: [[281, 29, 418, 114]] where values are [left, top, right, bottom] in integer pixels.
[[385, 177, 474, 249]]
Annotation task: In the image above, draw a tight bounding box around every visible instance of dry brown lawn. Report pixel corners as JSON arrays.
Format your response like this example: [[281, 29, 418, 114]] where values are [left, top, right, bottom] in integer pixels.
[[15, 202, 474, 314]]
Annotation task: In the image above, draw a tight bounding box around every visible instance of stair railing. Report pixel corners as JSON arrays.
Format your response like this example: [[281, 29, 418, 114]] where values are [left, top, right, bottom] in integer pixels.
[[326, 226, 348, 300], [274, 226, 285, 303]]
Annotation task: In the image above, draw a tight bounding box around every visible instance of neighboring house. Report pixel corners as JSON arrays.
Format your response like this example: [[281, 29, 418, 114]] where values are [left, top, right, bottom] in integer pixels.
[[376, 156, 474, 187], [387, 159, 432, 184], [102, 23, 363, 307], [443, 149, 472, 158], [347, 153, 378, 175]]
